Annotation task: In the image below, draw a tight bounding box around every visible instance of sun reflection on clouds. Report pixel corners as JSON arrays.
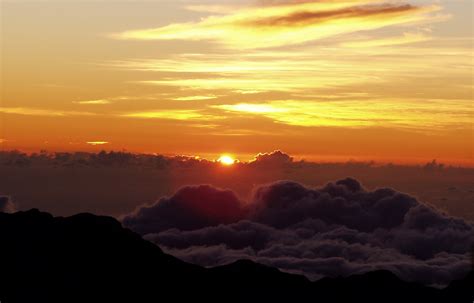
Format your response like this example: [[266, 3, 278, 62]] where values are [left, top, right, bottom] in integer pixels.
[[86, 141, 109, 146], [74, 99, 111, 105], [116, 0, 441, 49], [213, 99, 473, 130], [172, 95, 219, 101]]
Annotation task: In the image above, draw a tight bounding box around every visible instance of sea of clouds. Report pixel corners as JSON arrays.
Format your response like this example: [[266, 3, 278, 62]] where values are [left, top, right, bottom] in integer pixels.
[[123, 177, 474, 286]]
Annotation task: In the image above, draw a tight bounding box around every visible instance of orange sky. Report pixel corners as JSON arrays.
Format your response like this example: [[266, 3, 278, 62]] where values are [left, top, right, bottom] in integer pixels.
[[1, 0, 473, 165]]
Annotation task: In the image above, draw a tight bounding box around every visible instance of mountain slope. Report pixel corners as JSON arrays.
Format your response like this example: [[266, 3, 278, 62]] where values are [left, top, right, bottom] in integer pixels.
[[0, 210, 471, 303]]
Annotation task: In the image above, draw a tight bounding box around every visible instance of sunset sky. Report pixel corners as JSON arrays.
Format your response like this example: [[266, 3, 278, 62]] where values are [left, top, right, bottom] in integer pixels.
[[1, 0, 472, 164]]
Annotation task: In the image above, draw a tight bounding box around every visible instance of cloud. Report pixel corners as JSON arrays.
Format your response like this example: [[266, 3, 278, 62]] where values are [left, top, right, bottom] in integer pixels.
[[341, 32, 432, 48], [124, 178, 474, 286], [86, 141, 109, 146], [123, 185, 245, 234], [73, 99, 111, 105], [0, 196, 15, 213], [120, 110, 221, 121], [241, 3, 418, 27], [250, 150, 294, 167], [212, 100, 473, 130], [0, 107, 96, 117], [115, 0, 440, 49], [172, 95, 219, 101]]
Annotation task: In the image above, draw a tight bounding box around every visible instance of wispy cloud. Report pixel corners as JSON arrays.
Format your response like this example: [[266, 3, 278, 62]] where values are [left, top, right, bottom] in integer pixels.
[[86, 141, 109, 146], [341, 32, 432, 48], [107, 0, 471, 135], [121, 110, 220, 121], [0, 107, 96, 117], [172, 95, 219, 101], [213, 99, 473, 130], [74, 99, 111, 105], [115, 0, 440, 49]]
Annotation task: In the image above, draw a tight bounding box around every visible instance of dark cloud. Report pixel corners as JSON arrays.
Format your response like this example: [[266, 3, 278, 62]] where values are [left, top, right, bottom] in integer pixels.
[[0, 196, 15, 213], [122, 185, 244, 235], [243, 4, 419, 27], [124, 178, 474, 286], [249, 179, 420, 231], [250, 150, 293, 167]]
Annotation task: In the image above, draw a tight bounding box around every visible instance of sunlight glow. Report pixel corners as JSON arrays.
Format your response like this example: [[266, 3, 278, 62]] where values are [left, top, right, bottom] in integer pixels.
[[74, 99, 111, 105], [213, 100, 473, 130], [86, 141, 109, 146], [218, 155, 235, 166]]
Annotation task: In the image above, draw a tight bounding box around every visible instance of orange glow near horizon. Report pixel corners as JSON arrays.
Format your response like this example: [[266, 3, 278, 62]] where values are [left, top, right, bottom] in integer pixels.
[[1, 0, 472, 166]]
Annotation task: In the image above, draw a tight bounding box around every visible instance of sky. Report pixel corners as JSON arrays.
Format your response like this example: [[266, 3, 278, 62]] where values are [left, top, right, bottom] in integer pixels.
[[1, 0, 473, 165]]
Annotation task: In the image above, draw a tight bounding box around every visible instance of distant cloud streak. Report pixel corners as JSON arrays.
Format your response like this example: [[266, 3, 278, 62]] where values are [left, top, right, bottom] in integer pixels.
[[0, 107, 96, 117], [172, 95, 219, 101], [86, 141, 109, 146], [74, 99, 112, 105], [121, 109, 221, 121]]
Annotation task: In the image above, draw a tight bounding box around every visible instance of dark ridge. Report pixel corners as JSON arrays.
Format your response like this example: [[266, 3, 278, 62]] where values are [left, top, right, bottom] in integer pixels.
[[0, 210, 472, 303]]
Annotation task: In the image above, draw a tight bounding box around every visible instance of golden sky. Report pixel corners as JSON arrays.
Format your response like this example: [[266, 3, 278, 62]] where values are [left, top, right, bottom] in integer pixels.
[[1, 0, 473, 164]]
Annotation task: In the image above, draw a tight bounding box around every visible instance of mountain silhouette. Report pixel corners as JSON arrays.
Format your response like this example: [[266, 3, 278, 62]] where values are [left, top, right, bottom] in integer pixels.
[[0, 210, 472, 303]]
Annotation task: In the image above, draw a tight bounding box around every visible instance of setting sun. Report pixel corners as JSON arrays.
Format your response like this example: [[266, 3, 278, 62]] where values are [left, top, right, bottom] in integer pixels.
[[1, 0, 474, 300], [218, 155, 235, 166]]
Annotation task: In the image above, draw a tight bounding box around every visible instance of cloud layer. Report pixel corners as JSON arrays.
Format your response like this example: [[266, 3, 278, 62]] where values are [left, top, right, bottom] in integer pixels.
[[123, 178, 473, 286]]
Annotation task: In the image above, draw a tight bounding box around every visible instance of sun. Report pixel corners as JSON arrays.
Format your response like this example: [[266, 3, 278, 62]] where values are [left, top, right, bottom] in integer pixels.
[[218, 155, 235, 166]]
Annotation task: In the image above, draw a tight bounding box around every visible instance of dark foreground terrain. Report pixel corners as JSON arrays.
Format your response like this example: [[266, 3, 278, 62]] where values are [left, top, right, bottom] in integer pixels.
[[0, 210, 472, 303]]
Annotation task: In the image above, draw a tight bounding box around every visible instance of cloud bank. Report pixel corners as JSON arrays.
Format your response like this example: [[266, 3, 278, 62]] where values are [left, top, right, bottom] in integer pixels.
[[2, 150, 473, 219], [123, 178, 473, 286]]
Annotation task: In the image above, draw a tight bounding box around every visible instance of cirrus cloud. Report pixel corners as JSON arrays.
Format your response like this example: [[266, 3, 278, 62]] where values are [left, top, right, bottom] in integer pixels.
[[115, 0, 441, 49]]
